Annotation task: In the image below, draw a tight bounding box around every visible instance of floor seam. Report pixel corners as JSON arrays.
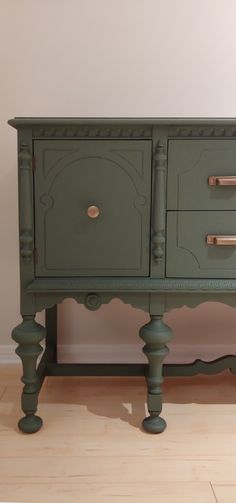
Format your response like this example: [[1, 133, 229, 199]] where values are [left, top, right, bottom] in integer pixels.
[[0, 386, 7, 401], [210, 481, 218, 503]]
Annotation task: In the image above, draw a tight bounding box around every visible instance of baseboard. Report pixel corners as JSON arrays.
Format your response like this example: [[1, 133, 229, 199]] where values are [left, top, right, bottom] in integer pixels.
[[1, 343, 235, 365], [0, 345, 19, 364], [57, 343, 236, 364]]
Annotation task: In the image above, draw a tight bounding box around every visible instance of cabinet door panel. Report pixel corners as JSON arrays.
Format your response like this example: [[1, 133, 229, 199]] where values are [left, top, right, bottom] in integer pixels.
[[166, 211, 236, 278], [167, 139, 236, 210], [34, 140, 152, 277]]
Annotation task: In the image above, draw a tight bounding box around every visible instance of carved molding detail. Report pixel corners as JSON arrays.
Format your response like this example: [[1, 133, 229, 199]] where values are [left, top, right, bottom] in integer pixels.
[[32, 126, 153, 138], [35, 293, 149, 314], [28, 277, 236, 293], [164, 355, 236, 376], [84, 293, 102, 311], [18, 144, 33, 262], [169, 126, 236, 137], [152, 142, 166, 263]]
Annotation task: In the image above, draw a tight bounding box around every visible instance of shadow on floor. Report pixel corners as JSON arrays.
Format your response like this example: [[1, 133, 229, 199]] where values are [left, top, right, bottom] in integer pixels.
[[1, 365, 236, 433]]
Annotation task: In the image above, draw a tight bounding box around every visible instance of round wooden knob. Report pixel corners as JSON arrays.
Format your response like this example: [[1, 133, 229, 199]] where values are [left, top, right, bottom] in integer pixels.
[[87, 205, 100, 219]]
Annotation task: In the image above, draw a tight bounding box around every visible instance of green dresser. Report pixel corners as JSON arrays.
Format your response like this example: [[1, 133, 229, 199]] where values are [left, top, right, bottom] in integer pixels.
[[8, 117, 236, 435]]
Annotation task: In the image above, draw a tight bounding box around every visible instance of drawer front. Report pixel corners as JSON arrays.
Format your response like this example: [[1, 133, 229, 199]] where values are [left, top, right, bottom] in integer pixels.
[[166, 211, 236, 278], [34, 139, 152, 277], [167, 139, 236, 210]]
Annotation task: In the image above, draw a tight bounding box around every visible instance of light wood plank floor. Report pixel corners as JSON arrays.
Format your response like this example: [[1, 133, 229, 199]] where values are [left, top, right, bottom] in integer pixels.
[[1, 364, 236, 502]]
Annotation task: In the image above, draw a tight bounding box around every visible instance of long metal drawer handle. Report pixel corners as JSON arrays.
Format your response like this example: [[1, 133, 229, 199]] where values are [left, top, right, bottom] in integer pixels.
[[206, 235, 236, 246], [208, 176, 236, 186]]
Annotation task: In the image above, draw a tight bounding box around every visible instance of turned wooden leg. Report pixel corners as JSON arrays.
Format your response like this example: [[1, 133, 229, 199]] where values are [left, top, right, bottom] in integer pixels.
[[12, 316, 46, 433], [139, 315, 172, 433]]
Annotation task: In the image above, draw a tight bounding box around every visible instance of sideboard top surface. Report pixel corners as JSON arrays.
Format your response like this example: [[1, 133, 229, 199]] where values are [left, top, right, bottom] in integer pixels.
[[8, 117, 236, 129]]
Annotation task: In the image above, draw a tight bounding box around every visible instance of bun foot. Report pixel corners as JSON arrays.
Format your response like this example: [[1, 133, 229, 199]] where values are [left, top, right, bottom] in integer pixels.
[[18, 415, 43, 434], [142, 414, 167, 434]]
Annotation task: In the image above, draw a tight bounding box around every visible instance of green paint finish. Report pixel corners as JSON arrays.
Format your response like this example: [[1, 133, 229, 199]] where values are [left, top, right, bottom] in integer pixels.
[[34, 140, 152, 276], [139, 315, 172, 433], [8, 117, 236, 435], [8, 117, 236, 128], [167, 139, 236, 210], [166, 211, 236, 278], [11, 316, 46, 433], [26, 276, 236, 292]]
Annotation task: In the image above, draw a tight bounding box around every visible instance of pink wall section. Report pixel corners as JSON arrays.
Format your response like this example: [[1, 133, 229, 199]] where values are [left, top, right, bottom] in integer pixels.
[[56, 300, 236, 363]]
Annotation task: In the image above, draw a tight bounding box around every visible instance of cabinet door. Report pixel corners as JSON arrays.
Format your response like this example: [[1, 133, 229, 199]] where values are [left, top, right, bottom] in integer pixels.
[[167, 139, 236, 210], [166, 211, 236, 278], [34, 140, 152, 277]]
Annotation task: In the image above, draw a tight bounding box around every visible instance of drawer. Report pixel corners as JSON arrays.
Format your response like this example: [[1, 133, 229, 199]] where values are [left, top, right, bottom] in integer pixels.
[[167, 139, 236, 210], [34, 139, 152, 277], [166, 211, 236, 278]]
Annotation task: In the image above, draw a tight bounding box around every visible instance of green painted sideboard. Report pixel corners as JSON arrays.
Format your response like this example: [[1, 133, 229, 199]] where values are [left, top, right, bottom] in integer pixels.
[[8, 117, 236, 434]]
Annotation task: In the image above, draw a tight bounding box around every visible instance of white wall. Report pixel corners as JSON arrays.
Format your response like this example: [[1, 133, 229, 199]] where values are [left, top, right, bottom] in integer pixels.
[[1, 0, 236, 362]]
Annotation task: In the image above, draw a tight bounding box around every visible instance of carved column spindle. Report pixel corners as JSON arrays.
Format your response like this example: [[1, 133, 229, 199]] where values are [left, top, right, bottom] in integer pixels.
[[18, 144, 33, 262], [152, 143, 167, 263], [139, 315, 172, 433], [12, 316, 46, 433]]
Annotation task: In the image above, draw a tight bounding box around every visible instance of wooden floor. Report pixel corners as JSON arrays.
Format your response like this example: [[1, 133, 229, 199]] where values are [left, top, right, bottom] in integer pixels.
[[1, 365, 236, 502]]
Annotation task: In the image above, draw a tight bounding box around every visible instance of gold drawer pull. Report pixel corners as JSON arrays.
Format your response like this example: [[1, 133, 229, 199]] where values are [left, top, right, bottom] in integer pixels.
[[208, 176, 236, 186], [206, 235, 236, 246], [87, 205, 100, 219]]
